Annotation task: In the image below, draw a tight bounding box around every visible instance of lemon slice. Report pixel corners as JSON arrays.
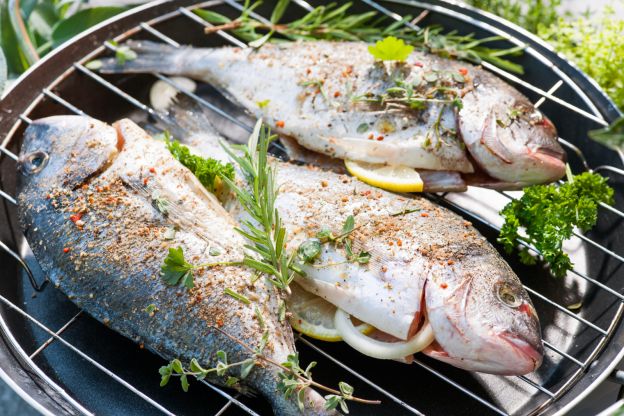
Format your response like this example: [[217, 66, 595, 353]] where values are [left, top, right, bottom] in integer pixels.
[[288, 282, 373, 342], [344, 160, 424, 193]]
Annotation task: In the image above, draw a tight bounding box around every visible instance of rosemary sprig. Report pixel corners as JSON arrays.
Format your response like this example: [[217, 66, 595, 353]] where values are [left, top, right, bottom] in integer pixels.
[[219, 120, 300, 294], [195, 1, 524, 73]]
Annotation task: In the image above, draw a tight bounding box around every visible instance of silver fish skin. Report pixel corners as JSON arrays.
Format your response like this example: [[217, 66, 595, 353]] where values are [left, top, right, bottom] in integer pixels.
[[99, 40, 566, 187], [161, 105, 544, 376], [16, 116, 334, 416]]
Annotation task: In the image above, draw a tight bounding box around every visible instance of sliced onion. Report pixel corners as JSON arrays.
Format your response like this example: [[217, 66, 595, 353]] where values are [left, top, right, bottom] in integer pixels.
[[150, 77, 197, 111], [334, 308, 434, 360]]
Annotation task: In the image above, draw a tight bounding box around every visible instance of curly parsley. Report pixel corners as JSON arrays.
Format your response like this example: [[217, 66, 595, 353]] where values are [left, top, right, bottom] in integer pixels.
[[498, 169, 614, 277], [165, 135, 234, 193]]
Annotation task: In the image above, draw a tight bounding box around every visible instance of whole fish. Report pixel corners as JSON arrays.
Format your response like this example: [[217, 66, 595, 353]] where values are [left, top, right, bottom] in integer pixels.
[[16, 116, 334, 415], [100, 40, 566, 190], [160, 102, 544, 375]]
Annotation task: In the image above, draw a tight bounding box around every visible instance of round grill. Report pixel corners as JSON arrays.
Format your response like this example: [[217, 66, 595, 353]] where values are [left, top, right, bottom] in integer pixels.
[[0, 1, 623, 415]]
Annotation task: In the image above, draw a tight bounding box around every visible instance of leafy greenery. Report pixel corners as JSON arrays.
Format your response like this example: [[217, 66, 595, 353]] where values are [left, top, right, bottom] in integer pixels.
[[465, 0, 562, 34], [160, 246, 242, 289], [0, 1, 126, 77], [166, 135, 235, 193], [195, 1, 525, 74], [220, 120, 301, 293], [538, 7, 624, 110], [367, 36, 414, 61], [498, 169, 614, 277]]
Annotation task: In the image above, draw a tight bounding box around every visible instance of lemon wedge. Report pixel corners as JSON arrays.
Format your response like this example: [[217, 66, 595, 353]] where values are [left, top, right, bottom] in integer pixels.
[[344, 160, 424, 193], [288, 282, 373, 342]]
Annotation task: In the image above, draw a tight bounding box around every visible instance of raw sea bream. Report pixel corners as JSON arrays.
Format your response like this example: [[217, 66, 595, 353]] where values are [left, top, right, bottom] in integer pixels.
[[160, 103, 544, 375], [16, 116, 335, 416], [100, 40, 567, 190]]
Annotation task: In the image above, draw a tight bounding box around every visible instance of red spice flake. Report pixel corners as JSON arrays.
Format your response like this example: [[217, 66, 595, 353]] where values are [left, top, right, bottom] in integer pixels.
[[149, 167, 156, 174], [139, 343, 145, 349], [321, 180, 328, 188], [388, 241, 394, 246], [376, 135, 384, 141], [368, 133, 375, 140], [397, 239, 403, 247], [275, 120, 285, 128], [216, 318, 224, 327], [447, 260, 455, 265], [360, 190, 372, 196], [413, 62, 424, 68], [458, 67, 468, 75], [440, 282, 448, 289], [69, 213, 83, 223], [46, 194, 52, 199], [306, 68, 312, 75], [96, 186, 103, 193], [63, 247, 70, 253], [143, 178, 149, 185], [333, 91, 341, 97], [420, 212, 429, 217]]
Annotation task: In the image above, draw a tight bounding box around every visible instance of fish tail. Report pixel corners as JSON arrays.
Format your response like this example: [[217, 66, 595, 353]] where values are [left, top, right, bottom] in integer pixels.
[[158, 95, 216, 137], [98, 40, 189, 75]]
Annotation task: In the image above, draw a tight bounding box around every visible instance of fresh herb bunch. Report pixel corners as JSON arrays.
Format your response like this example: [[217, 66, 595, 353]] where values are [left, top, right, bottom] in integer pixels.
[[166, 135, 235, 193], [465, 0, 562, 34], [195, 1, 525, 74], [538, 7, 624, 111], [220, 120, 301, 294], [0, 1, 126, 77], [498, 169, 614, 277]]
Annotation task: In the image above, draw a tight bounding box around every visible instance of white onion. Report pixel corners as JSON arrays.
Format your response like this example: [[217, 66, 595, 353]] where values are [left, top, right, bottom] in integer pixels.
[[334, 308, 434, 360], [149, 77, 197, 111]]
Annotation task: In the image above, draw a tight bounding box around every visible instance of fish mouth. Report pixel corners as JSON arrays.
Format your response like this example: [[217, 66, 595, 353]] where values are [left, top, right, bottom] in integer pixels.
[[499, 332, 544, 371]]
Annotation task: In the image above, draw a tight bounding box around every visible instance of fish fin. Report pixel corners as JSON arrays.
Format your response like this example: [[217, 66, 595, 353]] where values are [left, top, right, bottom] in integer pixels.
[[98, 40, 184, 74], [480, 111, 513, 164]]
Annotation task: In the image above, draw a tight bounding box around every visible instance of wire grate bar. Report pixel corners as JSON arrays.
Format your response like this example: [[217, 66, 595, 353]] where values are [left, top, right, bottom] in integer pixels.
[[74, 63, 159, 118], [20, 115, 32, 125], [0, 189, 16, 205], [140, 22, 181, 47], [359, 0, 609, 126], [29, 311, 83, 359], [522, 285, 608, 335], [43, 89, 86, 116], [178, 7, 247, 48], [0, 146, 18, 162], [297, 336, 425, 415], [411, 357, 508, 416], [535, 80, 564, 109], [517, 375, 555, 397], [0, 294, 177, 416], [543, 340, 584, 367], [199, 380, 260, 416], [0, 240, 46, 291], [214, 396, 237, 416]]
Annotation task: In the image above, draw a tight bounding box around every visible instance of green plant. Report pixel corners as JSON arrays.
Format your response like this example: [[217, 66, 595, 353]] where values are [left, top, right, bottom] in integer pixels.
[[539, 7, 624, 110], [0, 0, 127, 77], [465, 0, 562, 34]]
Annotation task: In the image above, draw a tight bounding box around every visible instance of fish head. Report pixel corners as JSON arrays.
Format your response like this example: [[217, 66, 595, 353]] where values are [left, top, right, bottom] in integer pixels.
[[424, 252, 543, 375], [18, 116, 119, 191], [459, 80, 566, 186]]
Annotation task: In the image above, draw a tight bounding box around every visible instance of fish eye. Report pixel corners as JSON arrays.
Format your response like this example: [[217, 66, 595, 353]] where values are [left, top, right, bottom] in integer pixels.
[[496, 283, 522, 308], [19, 150, 49, 175]]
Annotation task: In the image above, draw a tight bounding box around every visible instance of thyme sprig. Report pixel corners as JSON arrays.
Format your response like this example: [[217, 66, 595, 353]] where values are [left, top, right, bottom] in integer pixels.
[[195, 1, 524, 73], [160, 327, 380, 411], [220, 120, 301, 294]]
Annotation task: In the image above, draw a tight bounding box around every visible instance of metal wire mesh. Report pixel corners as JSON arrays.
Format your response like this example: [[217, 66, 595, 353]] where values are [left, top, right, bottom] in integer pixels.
[[0, 1, 623, 415]]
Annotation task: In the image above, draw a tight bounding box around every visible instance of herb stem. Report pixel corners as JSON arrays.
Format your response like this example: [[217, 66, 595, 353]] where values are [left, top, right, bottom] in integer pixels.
[[193, 260, 244, 269], [213, 326, 381, 405]]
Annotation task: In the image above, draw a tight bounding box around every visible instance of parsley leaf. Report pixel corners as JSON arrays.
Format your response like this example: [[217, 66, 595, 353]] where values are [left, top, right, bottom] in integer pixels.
[[161, 246, 194, 288], [368, 36, 414, 62], [498, 171, 614, 277], [166, 136, 235, 193]]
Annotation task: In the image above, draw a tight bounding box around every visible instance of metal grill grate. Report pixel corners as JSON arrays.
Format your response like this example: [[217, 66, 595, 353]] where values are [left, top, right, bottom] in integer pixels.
[[0, 1, 623, 415]]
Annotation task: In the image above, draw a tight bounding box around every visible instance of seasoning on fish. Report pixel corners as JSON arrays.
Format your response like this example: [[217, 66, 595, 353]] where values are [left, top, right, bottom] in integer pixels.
[[159, 101, 544, 375], [16, 116, 337, 415], [99, 40, 567, 190]]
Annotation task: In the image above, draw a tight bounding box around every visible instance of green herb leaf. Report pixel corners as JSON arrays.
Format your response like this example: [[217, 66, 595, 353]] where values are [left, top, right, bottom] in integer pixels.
[[224, 288, 251, 304], [341, 215, 355, 236], [498, 170, 614, 277], [193, 9, 232, 25], [356, 123, 369, 134], [240, 359, 256, 379], [298, 238, 322, 263], [254, 306, 265, 329], [180, 374, 190, 392], [257, 99, 271, 109], [51, 7, 126, 48], [367, 36, 414, 61], [166, 137, 235, 193], [144, 303, 158, 316], [160, 246, 193, 286]]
